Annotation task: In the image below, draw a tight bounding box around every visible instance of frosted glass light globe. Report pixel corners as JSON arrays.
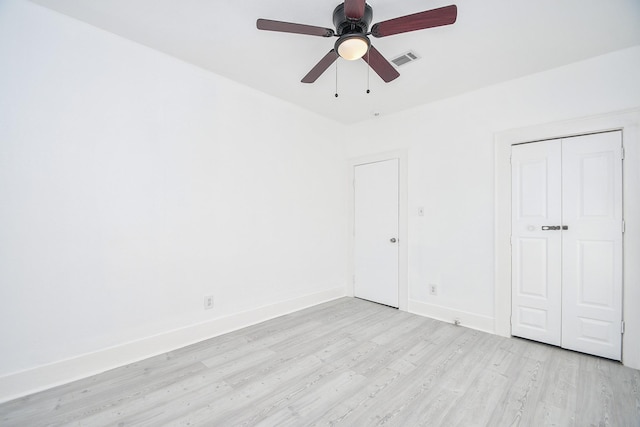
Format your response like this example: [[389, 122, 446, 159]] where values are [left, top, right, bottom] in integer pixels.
[[336, 36, 370, 60]]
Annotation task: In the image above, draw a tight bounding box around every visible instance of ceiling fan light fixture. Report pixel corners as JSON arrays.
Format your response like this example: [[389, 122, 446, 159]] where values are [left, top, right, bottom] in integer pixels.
[[335, 34, 370, 60]]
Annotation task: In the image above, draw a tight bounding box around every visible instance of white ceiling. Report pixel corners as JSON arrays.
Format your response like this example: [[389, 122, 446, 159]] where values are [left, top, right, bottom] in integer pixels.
[[28, 0, 640, 124]]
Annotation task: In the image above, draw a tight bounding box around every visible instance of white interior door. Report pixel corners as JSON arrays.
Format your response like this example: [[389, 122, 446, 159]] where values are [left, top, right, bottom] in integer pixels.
[[354, 159, 399, 307], [511, 131, 623, 360], [561, 132, 623, 360], [511, 140, 563, 346]]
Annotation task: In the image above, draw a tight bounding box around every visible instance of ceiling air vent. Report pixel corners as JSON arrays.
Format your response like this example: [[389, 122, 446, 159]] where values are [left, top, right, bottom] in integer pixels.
[[390, 51, 420, 67]]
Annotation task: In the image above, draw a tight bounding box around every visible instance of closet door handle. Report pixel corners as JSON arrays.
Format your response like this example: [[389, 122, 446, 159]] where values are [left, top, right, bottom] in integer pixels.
[[541, 225, 568, 231]]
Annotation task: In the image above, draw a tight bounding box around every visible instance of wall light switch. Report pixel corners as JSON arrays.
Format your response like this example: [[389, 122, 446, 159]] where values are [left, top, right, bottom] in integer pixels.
[[204, 295, 214, 310]]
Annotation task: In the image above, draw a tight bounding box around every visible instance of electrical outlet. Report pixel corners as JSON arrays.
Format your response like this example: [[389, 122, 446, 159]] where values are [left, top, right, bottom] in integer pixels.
[[204, 295, 214, 310], [429, 284, 438, 296]]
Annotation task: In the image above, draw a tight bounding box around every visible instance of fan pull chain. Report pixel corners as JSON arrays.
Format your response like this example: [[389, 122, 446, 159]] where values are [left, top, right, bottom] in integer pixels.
[[335, 59, 339, 98], [366, 49, 370, 94]]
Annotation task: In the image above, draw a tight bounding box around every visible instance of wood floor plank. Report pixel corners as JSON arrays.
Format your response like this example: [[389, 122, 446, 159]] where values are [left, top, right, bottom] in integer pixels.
[[1, 297, 638, 426], [343, 326, 483, 425], [264, 369, 368, 423], [320, 367, 404, 425], [398, 333, 505, 426], [75, 372, 232, 426]]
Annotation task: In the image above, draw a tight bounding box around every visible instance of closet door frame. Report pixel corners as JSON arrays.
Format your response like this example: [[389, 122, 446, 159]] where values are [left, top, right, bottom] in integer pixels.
[[494, 109, 640, 370]]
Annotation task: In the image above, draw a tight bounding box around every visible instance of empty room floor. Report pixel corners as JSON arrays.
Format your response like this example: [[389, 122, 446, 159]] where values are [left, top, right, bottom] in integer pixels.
[[1, 297, 638, 426]]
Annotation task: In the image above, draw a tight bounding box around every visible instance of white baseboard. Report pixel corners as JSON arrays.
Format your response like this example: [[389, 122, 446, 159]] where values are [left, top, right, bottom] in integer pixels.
[[408, 299, 495, 334], [0, 287, 346, 404]]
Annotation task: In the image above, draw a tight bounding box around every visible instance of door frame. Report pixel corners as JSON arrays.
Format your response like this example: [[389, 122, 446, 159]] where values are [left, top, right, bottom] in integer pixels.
[[494, 108, 640, 369], [348, 150, 408, 311]]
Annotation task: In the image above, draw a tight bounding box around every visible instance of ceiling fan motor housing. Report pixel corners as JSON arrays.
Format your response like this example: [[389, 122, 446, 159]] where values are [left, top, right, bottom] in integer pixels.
[[333, 3, 373, 36]]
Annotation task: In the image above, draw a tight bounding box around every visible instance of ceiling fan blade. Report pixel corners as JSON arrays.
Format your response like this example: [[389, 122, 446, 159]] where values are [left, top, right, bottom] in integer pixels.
[[344, 0, 366, 20], [301, 50, 339, 83], [257, 19, 335, 37], [371, 4, 457, 38], [362, 46, 399, 83]]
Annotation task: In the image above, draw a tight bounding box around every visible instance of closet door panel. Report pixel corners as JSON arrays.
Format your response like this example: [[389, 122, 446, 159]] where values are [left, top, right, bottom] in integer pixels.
[[511, 141, 562, 346], [561, 132, 623, 360]]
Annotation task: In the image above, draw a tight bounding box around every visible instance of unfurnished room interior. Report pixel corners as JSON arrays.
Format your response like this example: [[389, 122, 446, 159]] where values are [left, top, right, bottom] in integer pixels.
[[1, 0, 639, 425]]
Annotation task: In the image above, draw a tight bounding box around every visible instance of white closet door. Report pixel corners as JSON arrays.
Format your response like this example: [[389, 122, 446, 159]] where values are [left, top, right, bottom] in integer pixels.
[[511, 140, 563, 346], [561, 132, 623, 360], [354, 159, 399, 308]]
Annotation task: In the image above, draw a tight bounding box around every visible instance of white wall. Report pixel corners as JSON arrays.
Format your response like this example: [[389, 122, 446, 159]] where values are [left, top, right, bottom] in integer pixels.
[[0, 0, 347, 400], [345, 46, 640, 362]]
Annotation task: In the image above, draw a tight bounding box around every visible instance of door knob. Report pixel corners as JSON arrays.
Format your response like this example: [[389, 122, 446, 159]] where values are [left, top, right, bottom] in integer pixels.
[[390, 238, 397, 243]]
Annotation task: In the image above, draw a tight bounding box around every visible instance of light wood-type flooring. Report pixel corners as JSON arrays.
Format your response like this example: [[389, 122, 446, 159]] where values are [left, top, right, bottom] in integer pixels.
[[1, 297, 639, 426]]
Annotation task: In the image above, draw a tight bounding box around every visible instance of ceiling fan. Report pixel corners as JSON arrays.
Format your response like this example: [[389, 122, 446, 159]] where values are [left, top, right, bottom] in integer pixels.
[[257, 0, 457, 84]]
